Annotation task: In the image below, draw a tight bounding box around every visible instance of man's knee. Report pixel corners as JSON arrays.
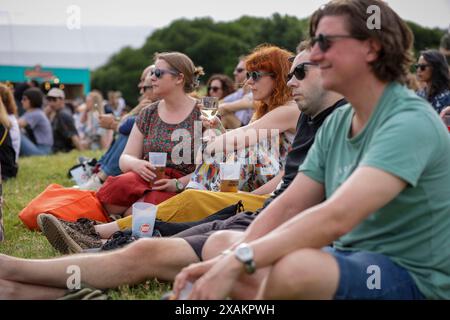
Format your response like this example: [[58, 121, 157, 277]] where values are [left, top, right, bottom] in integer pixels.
[[202, 230, 244, 260], [261, 249, 338, 300]]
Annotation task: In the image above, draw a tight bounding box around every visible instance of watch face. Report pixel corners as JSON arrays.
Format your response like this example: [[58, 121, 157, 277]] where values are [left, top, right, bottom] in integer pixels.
[[236, 245, 253, 262]]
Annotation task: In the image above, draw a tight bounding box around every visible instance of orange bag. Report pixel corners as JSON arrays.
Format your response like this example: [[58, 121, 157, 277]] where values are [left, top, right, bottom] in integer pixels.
[[19, 184, 110, 230]]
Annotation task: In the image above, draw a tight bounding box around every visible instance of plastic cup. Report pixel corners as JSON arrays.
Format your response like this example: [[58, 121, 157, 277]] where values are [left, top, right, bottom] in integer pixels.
[[219, 162, 241, 192], [149, 152, 167, 186], [132, 202, 157, 238]]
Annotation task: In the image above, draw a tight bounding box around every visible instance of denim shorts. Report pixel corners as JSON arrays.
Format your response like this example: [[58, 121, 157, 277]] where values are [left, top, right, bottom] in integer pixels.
[[322, 247, 425, 300]]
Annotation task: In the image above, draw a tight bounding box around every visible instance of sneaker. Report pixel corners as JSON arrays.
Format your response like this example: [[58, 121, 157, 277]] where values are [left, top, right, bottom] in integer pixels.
[[79, 174, 103, 191], [37, 214, 102, 254]]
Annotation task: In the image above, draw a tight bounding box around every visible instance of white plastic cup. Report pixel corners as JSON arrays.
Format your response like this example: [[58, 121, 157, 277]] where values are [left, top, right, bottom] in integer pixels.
[[219, 162, 241, 192], [132, 202, 157, 238]]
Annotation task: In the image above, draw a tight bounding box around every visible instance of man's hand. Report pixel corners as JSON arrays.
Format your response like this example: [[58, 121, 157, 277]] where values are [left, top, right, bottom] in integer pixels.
[[173, 256, 221, 299]]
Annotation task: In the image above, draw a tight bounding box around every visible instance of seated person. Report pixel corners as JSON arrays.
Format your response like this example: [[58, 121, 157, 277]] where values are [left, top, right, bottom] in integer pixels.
[[219, 57, 254, 129], [18, 88, 53, 156], [46, 88, 85, 153], [172, 1, 450, 301], [0, 42, 345, 300], [0, 98, 17, 180], [80, 72, 158, 190]]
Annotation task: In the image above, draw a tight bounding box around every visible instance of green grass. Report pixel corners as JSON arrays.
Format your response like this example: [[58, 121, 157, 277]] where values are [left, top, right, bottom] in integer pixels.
[[1, 150, 170, 299]]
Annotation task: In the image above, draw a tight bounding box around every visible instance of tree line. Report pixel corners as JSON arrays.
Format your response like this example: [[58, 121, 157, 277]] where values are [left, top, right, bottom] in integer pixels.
[[92, 14, 444, 106]]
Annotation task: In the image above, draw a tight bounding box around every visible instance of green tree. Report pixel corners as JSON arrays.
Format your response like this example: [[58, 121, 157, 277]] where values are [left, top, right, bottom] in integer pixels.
[[91, 15, 444, 106]]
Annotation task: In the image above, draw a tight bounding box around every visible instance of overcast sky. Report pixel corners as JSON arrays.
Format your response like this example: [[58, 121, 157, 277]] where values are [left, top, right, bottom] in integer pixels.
[[0, 0, 449, 29]]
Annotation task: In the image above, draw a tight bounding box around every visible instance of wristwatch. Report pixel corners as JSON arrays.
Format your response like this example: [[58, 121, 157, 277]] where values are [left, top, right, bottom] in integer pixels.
[[234, 243, 256, 274], [174, 179, 185, 193]]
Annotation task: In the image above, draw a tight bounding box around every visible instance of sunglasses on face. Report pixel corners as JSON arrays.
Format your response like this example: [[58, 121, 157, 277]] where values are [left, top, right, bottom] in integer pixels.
[[311, 33, 359, 52], [208, 86, 222, 93], [246, 71, 275, 82], [47, 97, 59, 102], [234, 68, 245, 73], [287, 62, 318, 82], [415, 63, 430, 72], [151, 68, 179, 79]]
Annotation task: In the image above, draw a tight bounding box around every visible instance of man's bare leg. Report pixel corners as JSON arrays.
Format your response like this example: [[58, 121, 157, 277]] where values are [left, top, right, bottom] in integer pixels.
[[0, 238, 198, 290], [0, 279, 66, 299], [255, 248, 339, 300], [202, 230, 267, 299]]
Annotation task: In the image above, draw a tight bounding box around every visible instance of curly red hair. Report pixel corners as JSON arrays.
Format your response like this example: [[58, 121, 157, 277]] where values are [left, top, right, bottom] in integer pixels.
[[245, 45, 293, 120]]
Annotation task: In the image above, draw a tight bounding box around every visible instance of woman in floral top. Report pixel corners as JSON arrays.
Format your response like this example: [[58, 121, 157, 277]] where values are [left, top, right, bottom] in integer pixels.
[[188, 45, 299, 193], [96, 52, 204, 217]]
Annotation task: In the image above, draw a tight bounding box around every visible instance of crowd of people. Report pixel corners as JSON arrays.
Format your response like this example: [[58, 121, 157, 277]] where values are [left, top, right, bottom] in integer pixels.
[[0, 0, 450, 300]]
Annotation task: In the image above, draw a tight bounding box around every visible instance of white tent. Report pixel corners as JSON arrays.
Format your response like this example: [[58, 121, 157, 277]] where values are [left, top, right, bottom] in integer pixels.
[[0, 24, 152, 70]]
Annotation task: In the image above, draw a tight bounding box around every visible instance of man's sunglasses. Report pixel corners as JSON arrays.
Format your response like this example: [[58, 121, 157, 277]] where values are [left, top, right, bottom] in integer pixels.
[[234, 68, 245, 73], [311, 33, 360, 52], [287, 62, 318, 82], [415, 63, 430, 71], [208, 86, 222, 93], [47, 97, 59, 102], [143, 85, 153, 91], [151, 68, 179, 78], [246, 71, 275, 81]]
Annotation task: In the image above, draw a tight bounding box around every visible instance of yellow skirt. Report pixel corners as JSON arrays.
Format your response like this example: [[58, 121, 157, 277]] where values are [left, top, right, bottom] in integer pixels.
[[116, 189, 268, 230]]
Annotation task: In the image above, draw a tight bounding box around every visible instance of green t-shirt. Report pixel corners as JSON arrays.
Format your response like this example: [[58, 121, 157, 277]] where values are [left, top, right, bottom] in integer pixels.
[[300, 82, 450, 299]]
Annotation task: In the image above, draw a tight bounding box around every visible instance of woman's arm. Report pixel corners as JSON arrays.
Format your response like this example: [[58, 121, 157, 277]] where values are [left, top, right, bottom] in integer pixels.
[[207, 102, 299, 154], [251, 170, 284, 195], [118, 123, 156, 182], [219, 95, 253, 114]]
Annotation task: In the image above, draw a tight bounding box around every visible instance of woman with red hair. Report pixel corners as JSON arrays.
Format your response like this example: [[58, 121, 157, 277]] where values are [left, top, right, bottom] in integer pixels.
[[189, 44, 299, 192]]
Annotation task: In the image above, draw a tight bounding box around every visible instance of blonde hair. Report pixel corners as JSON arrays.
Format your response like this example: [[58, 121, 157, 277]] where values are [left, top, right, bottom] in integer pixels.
[[0, 98, 11, 129], [0, 83, 18, 116], [88, 90, 105, 114], [154, 52, 204, 93]]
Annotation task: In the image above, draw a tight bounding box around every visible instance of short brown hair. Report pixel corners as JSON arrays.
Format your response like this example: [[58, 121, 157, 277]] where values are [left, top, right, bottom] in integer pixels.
[[206, 74, 236, 98], [310, 0, 414, 84], [154, 52, 205, 93]]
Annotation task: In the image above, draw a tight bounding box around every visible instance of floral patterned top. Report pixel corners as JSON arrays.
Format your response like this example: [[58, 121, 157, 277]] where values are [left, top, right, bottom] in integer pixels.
[[136, 101, 202, 175], [416, 88, 450, 114]]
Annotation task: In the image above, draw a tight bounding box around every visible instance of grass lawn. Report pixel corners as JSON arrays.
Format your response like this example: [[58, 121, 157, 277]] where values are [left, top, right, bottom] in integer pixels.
[[1, 149, 170, 299]]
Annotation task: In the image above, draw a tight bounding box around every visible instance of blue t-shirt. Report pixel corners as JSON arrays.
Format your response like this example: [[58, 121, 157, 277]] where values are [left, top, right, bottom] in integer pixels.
[[20, 109, 53, 146]]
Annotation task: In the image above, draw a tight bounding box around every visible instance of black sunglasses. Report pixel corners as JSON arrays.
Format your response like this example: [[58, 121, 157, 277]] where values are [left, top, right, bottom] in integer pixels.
[[246, 71, 275, 81], [287, 62, 318, 82], [415, 63, 430, 71], [46, 96, 58, 102], [234, 67, 245, 73], [208, 86, 222, 93], [151, 68, 179, 79], [311, 33, 360, 52], [143, 85, 153, 91]]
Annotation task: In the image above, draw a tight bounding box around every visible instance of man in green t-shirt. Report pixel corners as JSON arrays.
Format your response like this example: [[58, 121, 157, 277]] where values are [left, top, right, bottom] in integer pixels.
[[172, 0, 450, 300]]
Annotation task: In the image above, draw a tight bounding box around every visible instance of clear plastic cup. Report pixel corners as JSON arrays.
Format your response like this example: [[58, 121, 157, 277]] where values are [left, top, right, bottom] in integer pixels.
[[132, 202, 157, 238], [149, 152, 167, 185], [219, 162, 241, 192]]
